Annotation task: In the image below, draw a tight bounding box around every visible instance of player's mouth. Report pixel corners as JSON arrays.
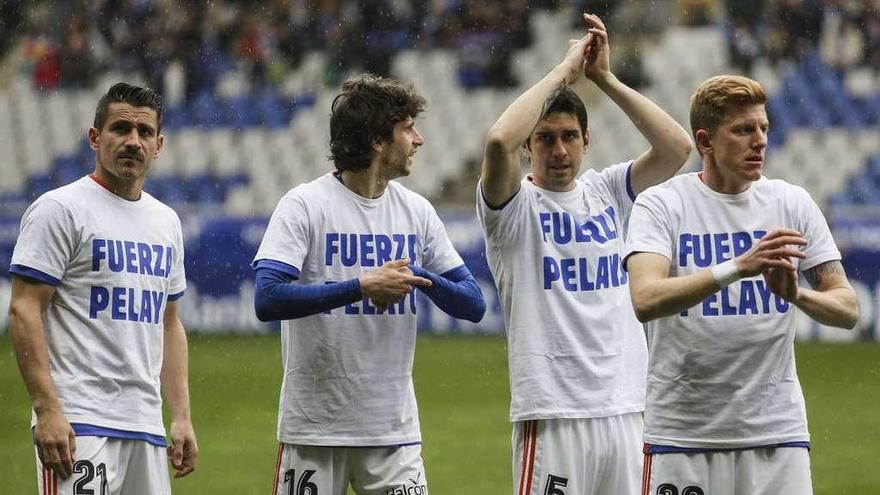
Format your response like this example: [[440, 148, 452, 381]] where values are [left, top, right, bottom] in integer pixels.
[[745, 154, 763, 166]]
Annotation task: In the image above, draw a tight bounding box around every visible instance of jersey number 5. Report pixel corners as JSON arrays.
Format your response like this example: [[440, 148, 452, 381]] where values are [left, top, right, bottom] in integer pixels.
[[545, 474, 569, 495]]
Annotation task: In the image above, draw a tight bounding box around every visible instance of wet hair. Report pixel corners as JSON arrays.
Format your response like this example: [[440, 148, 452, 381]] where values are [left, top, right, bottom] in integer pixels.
[[93, 82, 164, 132], [329, 74, 426, 172], [525, 86, 589, 150], [689, 75, 767, 140]]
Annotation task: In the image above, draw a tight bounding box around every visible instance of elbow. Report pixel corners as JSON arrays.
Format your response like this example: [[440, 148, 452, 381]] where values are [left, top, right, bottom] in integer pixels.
[[630, 292, 658, 324], [843, 303, 860, 330], [484, 128, 517, 157], [254, 302, 274, 322], [466, 298, 488, 323], [253, 291, 278, 322]]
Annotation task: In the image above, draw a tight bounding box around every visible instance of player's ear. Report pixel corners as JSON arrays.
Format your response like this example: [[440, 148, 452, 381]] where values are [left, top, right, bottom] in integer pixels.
[[582, 128, 590, 152], [695, 129, 712, 155], [154, 134, 165, 157], [88, 127, 100, 151], [372, 137, 384, 154]]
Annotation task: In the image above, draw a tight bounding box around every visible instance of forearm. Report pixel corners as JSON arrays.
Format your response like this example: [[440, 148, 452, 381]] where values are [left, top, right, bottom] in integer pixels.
[[161, 318, 192, 423], [410, 265, 486, 323], [631, 268, 722, 322], [9, 305, 62, 416], [794, 286, 859, 329], [254, 267, 362, 321], [486, 65, 569, 154]]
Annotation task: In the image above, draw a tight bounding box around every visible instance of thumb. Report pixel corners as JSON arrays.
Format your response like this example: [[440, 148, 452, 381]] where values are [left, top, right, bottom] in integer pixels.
[[385, 258, 410, 269]]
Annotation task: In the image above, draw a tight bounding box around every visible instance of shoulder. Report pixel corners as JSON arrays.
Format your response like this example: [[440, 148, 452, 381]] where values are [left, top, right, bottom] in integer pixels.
[[637, 173, 690, 203], [388, 180, 434, 211], [758, 177, 815, 205]]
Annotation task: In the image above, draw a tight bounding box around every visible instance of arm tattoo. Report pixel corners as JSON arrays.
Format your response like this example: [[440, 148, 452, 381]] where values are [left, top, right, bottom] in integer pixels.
[[803, 260, 846, 289]]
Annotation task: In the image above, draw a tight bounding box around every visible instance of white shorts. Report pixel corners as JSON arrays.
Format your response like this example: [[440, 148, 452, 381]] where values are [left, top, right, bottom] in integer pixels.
[[512, 413, 643, 495], [270, 443, 428, 495], [34, 436, 170, 495], [642, 446, 812, 495]]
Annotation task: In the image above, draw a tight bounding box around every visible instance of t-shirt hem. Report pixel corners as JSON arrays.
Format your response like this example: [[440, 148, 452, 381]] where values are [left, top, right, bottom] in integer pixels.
[[643, 433, 811, 450], [510, 404, 645, 422], [278, 434, 422, 447], [38, 416, 166, 439]]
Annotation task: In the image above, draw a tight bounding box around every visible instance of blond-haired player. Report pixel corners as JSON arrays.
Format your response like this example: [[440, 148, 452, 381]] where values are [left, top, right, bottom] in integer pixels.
[[625, 75, 859, 495]]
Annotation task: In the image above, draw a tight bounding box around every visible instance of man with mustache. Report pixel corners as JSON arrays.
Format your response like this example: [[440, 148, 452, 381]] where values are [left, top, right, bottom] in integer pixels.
[[253, 74, 486, 495], [8, 82, 197, 494], [476, 13, 692, 495], [624, 75, 859, 494]]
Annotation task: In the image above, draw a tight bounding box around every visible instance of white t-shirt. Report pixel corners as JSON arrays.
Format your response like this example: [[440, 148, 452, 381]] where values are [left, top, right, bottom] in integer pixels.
[[477, 162, 648, 422], [10, 176, 187, 438], [624, 173, 841, 449], [254, 173, 464, 446]]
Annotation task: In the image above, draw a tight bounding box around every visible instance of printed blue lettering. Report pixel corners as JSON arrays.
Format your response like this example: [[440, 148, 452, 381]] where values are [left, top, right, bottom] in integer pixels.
[[595, 256, 610, 289], [703, 293, 719, 316], [151, 291, 164, 322], [552, 212, 572, 244], [679, 234, 693, 268], [407, 234, 418, 262], [577, 258, 595, 291], [540, 213, 552, 242], [720, 286, 737, 315], [126, 287, 140, 321], [340, 234, 357, 267], [693, 234, 712, 268], [345, 301, 359, 314], [140, 290, 153, 322], [755, 280, 773, 314], [325, 233, 339, 266], [593, 211, 617, 240], [609, 254, 621, 287], [111, 287, 126, 320], [363, 297, 377, 314], [138, 243, 153, 275], [375, 235, 392, 266], [89, 286, 109, 318], [393, 234, 406, 259], [731, 232, 752, 257], [775, 296, 790, 313], [92, 239, 106, 271], [754, 230, 767, 240], [360, 234, 375, 267], [543, 257, 560, 289], [108, 240, 124, 272], [574, 218, 591, 242], [560, 258, 577, 291], [124, 241, 138, 274], [713, 233, 731, 263], [152, 245, 165, 278], [582, 219, 607, 243], [164, 247, 173, 279], [738, 280, 759, 314]]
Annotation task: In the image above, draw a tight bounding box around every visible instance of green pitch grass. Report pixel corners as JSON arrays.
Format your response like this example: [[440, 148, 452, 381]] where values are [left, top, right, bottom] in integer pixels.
[[1, 335, 879, 494]]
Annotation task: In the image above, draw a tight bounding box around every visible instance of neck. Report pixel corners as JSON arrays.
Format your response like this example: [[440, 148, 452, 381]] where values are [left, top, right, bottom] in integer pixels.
[[700, 161, 752, 195], [92, 167, 144, 201], [339, 165, 390, 199]]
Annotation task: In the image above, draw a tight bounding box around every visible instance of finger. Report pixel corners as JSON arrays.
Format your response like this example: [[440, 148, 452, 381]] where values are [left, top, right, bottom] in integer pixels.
[[170, 440, 184, 468], [765, 247, 807, 259], [767, 258, 798, 271], [404, 276, 433, 288], [760, 236, 807, 249], [761, 229, 803, 240], [583, 13, 607, 31], [383, 258, 409, 269], [587, 28, 608, 45]]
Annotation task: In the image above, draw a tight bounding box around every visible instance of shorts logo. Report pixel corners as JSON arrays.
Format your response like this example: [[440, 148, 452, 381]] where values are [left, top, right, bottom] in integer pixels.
[[657, 483, 704, 495], [385, 471, 427, 495]]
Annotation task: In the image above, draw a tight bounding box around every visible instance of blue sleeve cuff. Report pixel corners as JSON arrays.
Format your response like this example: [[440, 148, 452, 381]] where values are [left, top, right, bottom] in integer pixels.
[[253, 258, 301, 279], [9, 265, 61, 286], [168, 290, 185, 301], [626, 162, 636, 202]]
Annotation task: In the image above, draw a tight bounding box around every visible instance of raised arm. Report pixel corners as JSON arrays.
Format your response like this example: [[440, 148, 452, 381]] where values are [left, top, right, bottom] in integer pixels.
[[8, 276, 76, 479], [570, 14, 692, 195], [161, 299, 198, 478], [765, 260, 859, 329], [481, 33, 591, 207], [628, 229, 807, 322]]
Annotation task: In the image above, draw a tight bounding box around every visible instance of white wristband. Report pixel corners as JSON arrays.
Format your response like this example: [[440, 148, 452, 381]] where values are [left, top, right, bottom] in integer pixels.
[[711, 259, 741, 287]]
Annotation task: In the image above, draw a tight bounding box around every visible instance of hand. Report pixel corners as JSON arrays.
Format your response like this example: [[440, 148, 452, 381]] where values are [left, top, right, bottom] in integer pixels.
[[764, 265, 799, 302], [34, 408, 76, 478], [360, 259, 432, 308], [735, 229, 807, 277], [167, 419, 198, 478], [561, 34, 591, 84], [582, 13, 611, 82]]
